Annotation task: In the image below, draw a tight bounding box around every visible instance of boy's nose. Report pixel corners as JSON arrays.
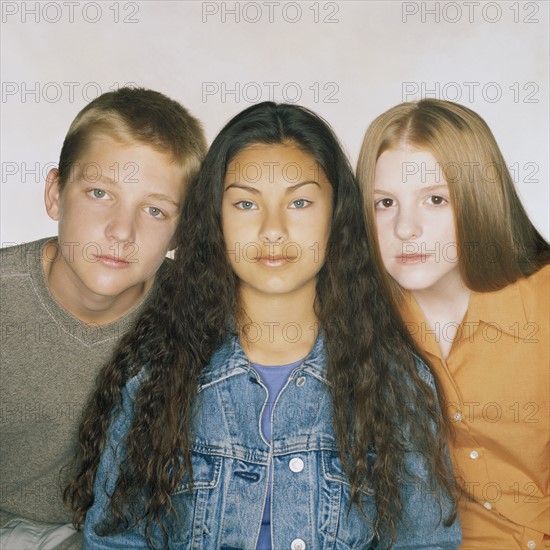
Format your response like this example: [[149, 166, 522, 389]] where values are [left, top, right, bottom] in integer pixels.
[[105, 208, 136, 245]]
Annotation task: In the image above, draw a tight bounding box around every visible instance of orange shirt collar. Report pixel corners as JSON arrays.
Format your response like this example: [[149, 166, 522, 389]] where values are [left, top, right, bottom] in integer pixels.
[[465, 280, 528, 339], [400, 278, 529, 355]]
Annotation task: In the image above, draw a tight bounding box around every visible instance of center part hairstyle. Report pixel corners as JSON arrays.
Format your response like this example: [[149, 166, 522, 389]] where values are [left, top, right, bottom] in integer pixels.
[[357, 98, 549, 295], [66, 102, 456, 545]]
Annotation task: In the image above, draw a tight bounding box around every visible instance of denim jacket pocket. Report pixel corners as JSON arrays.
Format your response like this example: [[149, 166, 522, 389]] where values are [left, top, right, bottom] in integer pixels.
[[168, 451, 223, 548], [320, 450, 377, 550]]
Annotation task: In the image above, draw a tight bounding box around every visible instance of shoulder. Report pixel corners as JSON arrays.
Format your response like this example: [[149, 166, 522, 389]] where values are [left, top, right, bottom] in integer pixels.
[[519, 263, 549, 294], [0, 238, 50, 276], [510, 264, 549, 321]]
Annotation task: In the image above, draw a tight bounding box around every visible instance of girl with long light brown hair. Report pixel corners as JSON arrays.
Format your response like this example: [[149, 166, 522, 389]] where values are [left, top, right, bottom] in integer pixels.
[[357, 98, 549, 549]]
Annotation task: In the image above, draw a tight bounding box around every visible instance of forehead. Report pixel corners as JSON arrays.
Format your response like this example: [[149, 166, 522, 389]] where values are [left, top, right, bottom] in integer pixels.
[[226, 143, 325, 185], [66, 134, 184, 194], [375, 148, 444, 188]]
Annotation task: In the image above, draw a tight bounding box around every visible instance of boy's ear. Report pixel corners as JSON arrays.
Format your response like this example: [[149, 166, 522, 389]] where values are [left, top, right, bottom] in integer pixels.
[[44, 168, 62, 221]]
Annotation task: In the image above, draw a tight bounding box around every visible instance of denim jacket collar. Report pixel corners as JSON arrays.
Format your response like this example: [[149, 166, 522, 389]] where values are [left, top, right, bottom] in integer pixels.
[[198, 331, 328, 388]]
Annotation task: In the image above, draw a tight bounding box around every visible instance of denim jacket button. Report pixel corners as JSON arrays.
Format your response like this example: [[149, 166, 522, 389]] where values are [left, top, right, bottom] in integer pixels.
[[296, 376, 306, 387], [290, 538, 306, 550], [289, 457, 304, 473]]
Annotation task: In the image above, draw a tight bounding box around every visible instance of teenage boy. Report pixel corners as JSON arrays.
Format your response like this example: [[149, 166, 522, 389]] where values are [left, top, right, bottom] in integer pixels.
[[0, 88, 207, 548]]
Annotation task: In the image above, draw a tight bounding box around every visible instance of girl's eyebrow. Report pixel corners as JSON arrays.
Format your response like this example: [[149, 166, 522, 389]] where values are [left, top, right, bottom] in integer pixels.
[[286, 180, 320, 193], [224, 180, 320, 193], [419, 184, 449, 193], [373, 184, 449, 195], [224, 183, 260, 194]]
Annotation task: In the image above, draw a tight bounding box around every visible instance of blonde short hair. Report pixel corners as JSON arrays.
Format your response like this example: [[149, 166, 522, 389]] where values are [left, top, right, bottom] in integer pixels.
[[58, 87, 207, 190]]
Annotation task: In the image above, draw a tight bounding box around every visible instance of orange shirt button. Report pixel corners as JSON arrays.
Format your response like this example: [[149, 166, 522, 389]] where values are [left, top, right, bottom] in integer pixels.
[[483, 502, 492, 510], [469, 450, 479, 459], [453, 411, 462, 421], [527, 541, 536, 549]]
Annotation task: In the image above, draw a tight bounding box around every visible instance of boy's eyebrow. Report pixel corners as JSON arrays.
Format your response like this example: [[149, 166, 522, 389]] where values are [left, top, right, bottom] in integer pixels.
[[225, 180, 321, 193], [96, 175, 118, 185], [147, 193, 180, 207], [93, 175, 179, 207]]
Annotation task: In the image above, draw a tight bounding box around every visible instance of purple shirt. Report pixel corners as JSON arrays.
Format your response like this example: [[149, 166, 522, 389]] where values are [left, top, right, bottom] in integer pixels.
[[251, 359, 303, 550]]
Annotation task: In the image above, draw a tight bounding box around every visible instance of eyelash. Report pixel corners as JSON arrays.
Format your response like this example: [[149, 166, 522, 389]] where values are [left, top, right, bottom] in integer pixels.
[[145, 206, 166, 218], [290, 199, 312, 209], [426, 195, 447, 206], [88, 190, 166, 218], [88, 188, 109, 200], [234, 199, 312, 210], [235, 200, 256, 210], [374, 195, 448, 209], [375, 198, 395, 209]]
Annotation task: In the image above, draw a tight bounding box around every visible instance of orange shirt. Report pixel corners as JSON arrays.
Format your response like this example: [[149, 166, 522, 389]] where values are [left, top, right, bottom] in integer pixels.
[[400, 265, 550, 549]]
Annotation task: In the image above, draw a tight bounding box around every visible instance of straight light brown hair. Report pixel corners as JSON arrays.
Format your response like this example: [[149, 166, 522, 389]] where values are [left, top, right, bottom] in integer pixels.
[[357, 98, 549, 294]]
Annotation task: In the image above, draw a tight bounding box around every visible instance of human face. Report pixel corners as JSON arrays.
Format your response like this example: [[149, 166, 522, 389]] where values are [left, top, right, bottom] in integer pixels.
[[221, 143, 333, 299], [45, 134, 184, 308], [373, 148, 462, 295]]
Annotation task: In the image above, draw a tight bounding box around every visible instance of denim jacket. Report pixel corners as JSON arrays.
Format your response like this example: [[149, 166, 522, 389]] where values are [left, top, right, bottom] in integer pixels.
[[84, 335, 461, 549]]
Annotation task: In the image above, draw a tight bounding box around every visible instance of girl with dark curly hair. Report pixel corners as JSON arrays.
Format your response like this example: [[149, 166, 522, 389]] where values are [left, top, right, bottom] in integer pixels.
[[66, 102, 460, 549]]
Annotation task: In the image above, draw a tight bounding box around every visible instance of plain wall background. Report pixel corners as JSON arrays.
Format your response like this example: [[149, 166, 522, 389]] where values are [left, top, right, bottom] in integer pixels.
[[1, 0, 548, 245]]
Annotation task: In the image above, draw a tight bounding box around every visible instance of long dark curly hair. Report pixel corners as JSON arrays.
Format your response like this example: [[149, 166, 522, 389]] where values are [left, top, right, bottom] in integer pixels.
[[65, 102, 457, 547]]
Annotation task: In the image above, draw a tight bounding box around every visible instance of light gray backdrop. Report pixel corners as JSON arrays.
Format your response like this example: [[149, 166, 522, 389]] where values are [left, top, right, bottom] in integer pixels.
[[1, 0, 548, 244]]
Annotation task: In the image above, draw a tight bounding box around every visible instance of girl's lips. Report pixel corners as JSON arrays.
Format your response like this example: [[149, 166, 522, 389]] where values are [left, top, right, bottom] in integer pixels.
[[396, 254, 431, 264], [95, 255, 131, 268], [258, 255, 289, 267]]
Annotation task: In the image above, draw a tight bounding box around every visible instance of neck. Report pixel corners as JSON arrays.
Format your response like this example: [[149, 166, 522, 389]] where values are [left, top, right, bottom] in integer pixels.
[[237, 283, 318, 366], [412, 269, 471, 322], [42, 240, 151, 325], [411, 269, 471, 359]]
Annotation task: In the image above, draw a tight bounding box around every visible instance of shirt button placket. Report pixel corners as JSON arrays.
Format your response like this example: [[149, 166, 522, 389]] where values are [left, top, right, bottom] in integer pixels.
[[287, 460, 306, 548]]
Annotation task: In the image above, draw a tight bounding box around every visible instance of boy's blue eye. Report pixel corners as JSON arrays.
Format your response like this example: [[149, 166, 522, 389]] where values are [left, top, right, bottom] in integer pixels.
[[91, 189, 107, 199], [147, 207, 163, 217], [290, 199, 311, 209]]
